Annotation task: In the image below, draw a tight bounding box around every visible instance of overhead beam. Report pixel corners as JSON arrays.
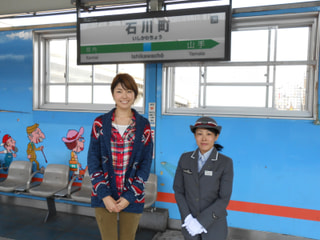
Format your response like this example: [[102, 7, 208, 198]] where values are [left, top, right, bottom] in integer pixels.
[[71, 0, 146, 8]]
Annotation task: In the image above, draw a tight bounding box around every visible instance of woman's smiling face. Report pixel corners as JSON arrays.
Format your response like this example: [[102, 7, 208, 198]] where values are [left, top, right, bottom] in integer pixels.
[[194, 128, 219, 154], [112, 83, 135, 110]]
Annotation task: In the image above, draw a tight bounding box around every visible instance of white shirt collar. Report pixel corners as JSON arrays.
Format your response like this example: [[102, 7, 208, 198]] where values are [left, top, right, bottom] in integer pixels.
[[198, 147, 214, 161]]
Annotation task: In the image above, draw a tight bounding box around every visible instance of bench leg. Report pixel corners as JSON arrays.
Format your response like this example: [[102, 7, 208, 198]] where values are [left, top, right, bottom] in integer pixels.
[[44, 197, 56, 223]]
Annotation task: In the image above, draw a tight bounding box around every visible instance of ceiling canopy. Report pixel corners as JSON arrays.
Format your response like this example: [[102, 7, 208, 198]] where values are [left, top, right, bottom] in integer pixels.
[[0, 0, 149, 16]]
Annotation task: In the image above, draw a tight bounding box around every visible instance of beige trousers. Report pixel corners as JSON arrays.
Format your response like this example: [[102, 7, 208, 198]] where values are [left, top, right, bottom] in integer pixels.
[[95, 207, 142, 240]]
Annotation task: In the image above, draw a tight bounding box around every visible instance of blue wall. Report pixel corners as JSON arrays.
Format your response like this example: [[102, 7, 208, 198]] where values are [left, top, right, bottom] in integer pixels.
[[0, 14, 320, 240], [154, 115, 320, 239], [0, 30, 92, 171]]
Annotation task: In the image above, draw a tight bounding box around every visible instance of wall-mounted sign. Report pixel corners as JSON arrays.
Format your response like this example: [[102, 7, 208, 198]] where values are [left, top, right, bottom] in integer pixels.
[[148, 102, 156, 127], [77, 6, 231, 64]]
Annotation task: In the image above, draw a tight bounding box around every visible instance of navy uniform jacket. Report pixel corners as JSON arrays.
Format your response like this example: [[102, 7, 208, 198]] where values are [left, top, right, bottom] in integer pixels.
[[173, 148, 233, 240]]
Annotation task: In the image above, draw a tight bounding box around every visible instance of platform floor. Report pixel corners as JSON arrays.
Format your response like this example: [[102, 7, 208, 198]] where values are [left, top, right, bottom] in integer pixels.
[[0, 203, 158, 240], [0, 203, 315, 240]]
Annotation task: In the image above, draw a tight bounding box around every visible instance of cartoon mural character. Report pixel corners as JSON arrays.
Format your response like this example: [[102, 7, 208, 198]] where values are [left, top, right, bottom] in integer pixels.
[[26, 123, 46, 171], [0, 134, 17, 171], [62, 127, 85, 177]]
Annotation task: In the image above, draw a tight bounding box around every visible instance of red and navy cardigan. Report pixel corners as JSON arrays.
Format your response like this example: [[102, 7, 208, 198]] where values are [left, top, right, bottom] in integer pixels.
[[87, 108, 153, 213]]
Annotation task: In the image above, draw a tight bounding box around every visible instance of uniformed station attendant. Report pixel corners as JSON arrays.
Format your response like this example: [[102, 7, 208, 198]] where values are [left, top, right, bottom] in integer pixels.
[[173, 116, 234, 240]]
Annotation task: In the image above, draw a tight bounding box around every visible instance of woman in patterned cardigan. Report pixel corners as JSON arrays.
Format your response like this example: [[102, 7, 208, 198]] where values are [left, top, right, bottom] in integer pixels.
[[87, 73, 153, 240]]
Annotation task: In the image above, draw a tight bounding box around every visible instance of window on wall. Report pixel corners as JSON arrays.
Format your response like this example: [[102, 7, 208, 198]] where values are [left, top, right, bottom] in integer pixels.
[[33, 29, 145, 112], [163, 13, 318, 118]]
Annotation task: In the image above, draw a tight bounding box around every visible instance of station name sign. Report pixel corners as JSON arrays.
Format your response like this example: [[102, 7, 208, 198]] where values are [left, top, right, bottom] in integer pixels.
[[77, 6, 231, 64]]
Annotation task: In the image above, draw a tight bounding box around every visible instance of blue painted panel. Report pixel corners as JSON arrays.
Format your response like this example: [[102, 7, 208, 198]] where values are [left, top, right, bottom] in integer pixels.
[[156, 201, 181, 220], [156, 116, 320, 236], [153, 64, 320, 239], [0, 30, 33, 112], [145, 63, 158, 174], [154, 115, 320, 239], [228, 211, 320, 240]]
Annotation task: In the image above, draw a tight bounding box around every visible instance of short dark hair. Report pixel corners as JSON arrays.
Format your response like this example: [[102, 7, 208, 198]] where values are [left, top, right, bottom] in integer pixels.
[[111, 73, 138, 99], [208, 128, 220, 136], [194, 127, 219, 136]]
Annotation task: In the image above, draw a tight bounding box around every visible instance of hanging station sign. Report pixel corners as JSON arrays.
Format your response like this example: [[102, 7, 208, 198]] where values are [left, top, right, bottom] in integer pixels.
[[77, 6, 231, 64]]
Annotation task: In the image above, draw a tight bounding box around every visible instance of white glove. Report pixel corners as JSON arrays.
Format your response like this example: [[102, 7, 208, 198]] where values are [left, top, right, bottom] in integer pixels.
[[182, 214, 197, 236], [183, 214, 193, 225], [182, 214, 207, 236]]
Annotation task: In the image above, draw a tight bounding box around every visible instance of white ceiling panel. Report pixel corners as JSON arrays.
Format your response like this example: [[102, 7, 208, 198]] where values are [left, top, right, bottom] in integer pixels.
[[0, 0, 75, 15]]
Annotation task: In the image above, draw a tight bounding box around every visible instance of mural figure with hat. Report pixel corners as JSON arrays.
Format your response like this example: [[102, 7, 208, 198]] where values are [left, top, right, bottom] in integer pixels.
[[0, 134, 17, 171], [62, 127, 85, 177], [26, 123, 46, 172], [173, 116, 233, 240]]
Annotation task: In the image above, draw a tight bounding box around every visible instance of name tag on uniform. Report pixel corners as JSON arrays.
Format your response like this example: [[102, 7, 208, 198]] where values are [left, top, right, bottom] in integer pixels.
[[204, 170, 213, 176]]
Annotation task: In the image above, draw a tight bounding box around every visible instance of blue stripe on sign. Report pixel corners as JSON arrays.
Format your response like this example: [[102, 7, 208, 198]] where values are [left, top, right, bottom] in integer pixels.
[[143, 42, 151, 52]]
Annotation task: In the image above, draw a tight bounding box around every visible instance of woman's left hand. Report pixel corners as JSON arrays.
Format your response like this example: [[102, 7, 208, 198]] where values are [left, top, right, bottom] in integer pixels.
[[116, 197, 130, 211]]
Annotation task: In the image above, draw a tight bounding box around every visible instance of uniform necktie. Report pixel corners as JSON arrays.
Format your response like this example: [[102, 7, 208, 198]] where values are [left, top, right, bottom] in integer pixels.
[[198, 155, 206, 172]]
